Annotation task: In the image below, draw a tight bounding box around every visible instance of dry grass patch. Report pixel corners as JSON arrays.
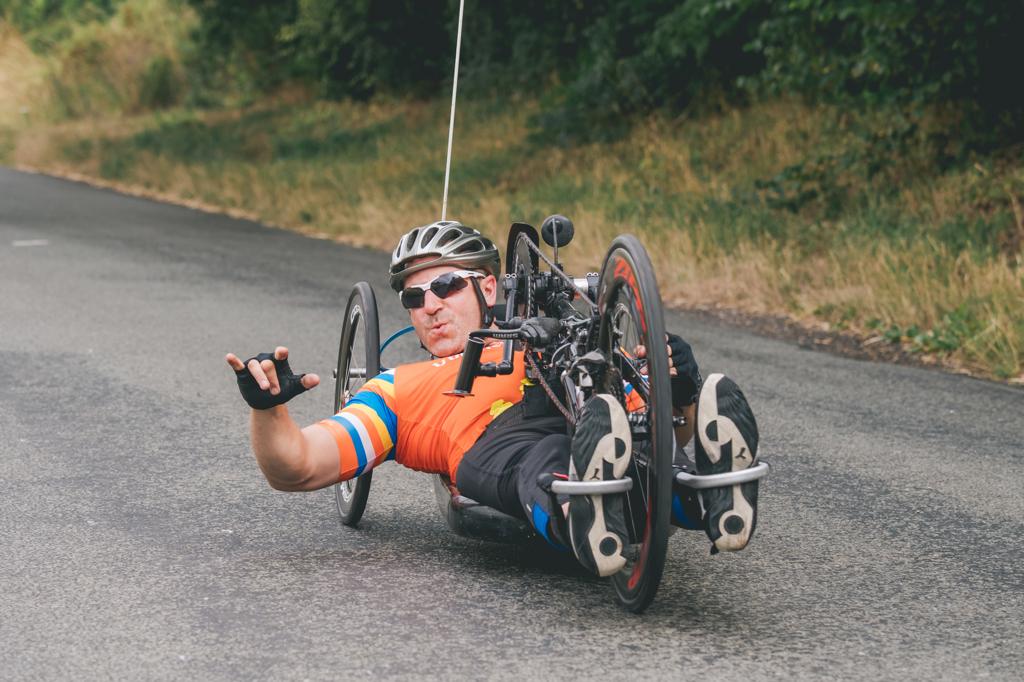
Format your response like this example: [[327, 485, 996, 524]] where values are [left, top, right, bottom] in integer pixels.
[[4, 84, 1020, 380], [0, 24, 50, 128]]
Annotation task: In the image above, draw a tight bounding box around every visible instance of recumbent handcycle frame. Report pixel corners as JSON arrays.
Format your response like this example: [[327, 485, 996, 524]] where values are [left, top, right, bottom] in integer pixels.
[[331, 216, 769, 612]]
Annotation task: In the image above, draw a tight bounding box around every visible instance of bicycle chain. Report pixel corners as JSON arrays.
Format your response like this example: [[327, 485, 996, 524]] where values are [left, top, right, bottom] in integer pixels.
[[525, 352, 576, 427]]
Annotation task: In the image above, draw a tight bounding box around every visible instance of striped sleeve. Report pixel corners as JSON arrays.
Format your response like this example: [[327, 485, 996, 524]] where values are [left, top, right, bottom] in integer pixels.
[[316, 370, 397, 481]]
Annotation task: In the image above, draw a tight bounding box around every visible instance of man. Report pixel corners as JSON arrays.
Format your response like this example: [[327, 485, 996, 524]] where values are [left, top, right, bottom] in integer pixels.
[[226, 221, 760, 574]]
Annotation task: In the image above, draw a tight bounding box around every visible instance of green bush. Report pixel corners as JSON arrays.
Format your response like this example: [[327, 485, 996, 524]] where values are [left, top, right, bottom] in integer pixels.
[[181, 1, 1024, 150], [532, 0, 768, 143], [2, 0, 120, 50], [747, 1, 1024, 146], [15, 1, 1024, 149], [137, 55, 180, 110]]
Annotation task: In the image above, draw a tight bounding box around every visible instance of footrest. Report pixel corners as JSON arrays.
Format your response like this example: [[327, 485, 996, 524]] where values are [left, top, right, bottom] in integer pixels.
[[549, 478, 633, 495], [674, 461, 770, 490]]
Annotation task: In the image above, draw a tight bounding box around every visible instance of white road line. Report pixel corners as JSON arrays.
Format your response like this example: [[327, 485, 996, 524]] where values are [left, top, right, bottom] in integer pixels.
[[12, 239, 49, 247]]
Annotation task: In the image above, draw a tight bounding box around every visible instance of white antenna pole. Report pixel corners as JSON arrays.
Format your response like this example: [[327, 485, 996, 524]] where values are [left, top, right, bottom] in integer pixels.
[[441, 0, 466, 222]]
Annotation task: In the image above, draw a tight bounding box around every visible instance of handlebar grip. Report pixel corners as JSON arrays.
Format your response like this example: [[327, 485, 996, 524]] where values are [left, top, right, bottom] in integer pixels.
[[451, 336, 485, 395]]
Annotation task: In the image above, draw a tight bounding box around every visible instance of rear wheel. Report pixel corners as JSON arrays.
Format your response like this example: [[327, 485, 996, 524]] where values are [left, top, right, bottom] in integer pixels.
[[596, 235, 674, 613], [333, 282, 380, 526]]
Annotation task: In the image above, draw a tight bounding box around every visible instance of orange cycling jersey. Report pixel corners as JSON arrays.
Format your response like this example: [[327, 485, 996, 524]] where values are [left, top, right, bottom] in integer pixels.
[[316, 342, 527, 483]]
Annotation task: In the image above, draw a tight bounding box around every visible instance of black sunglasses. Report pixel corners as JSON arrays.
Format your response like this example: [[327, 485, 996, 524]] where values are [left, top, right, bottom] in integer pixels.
[[400, 270, 484, 309]]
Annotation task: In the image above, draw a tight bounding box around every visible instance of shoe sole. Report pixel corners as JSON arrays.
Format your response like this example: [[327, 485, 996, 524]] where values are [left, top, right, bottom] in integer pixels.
[[697, 373, 757, 553], [569, 394, 632, 577]]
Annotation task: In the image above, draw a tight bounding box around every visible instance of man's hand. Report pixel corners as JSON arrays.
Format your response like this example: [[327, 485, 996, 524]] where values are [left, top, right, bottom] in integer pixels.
[[518, 316, 561, 347], [226, 346, 320, 410], [633, 333, 701, 408], [665, 333, 701, 408]]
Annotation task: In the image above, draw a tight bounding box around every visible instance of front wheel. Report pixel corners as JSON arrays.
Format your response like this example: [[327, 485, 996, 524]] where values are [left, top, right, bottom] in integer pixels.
[[333, 282, 380, 527], [596, 235, 674, 613]]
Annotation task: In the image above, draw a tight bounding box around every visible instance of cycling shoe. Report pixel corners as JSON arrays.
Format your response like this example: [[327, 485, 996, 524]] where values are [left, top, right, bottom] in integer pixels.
[[568, 394, 632, 576], [694, 373, 760, 554]]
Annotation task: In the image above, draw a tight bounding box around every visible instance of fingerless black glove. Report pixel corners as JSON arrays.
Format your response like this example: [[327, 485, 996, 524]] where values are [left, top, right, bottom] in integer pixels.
[[666, 333, 701, 408], [518, 316, 561, 347], [235, 352, 309, 410]]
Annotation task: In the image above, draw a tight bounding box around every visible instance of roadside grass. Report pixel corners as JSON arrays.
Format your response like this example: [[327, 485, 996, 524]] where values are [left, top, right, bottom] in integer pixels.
[[1, 22, 1020, 380], [1, 0, 194, 124], [0, 23, 49, 129]]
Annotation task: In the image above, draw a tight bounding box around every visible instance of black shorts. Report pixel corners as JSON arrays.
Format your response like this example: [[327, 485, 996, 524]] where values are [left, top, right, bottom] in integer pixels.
[[455, 403, 570, 546]]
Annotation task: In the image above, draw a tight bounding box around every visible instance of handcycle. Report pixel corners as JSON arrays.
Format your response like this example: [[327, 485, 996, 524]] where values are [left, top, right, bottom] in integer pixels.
[[331, 215, 770, 612]]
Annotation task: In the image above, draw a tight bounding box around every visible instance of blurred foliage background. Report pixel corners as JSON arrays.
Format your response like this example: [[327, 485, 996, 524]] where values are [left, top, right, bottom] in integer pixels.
[[1, 0, 1021, 379], [5, 0, 1022, 143]]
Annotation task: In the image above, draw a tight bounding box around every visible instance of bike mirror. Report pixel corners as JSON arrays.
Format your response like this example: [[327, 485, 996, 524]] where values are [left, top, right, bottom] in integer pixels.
[[541, 214, 574, 248]]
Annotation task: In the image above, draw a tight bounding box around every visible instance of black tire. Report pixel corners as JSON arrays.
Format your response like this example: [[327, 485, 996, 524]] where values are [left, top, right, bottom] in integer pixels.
[[506, 230, 539, 319], [596, 235, 673, 613], [333, 282, 380, 527]]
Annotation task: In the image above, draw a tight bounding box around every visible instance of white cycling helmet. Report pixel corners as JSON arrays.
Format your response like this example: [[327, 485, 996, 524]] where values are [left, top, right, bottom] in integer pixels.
[[389, 220, 501, 292]]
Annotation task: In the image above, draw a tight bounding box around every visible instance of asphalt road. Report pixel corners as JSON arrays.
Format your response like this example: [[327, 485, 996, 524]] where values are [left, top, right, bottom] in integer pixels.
[[1, 167, 1022, 680]]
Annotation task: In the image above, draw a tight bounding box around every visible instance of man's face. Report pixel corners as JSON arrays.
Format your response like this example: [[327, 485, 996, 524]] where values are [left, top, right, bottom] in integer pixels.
[[402, 263, 497, 358]]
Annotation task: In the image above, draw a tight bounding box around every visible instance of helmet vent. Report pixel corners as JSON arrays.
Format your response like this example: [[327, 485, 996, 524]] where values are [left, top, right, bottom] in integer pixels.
[[421, 226, 439, 244], [437, 229, 460, 247], [455, 239, 483, 254], [404, 230, 419, 251]]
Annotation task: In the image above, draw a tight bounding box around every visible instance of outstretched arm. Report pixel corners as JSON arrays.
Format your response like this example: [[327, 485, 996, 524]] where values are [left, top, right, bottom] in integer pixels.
[[247, 405, 342, 492], [226, 346, 339, 491]]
